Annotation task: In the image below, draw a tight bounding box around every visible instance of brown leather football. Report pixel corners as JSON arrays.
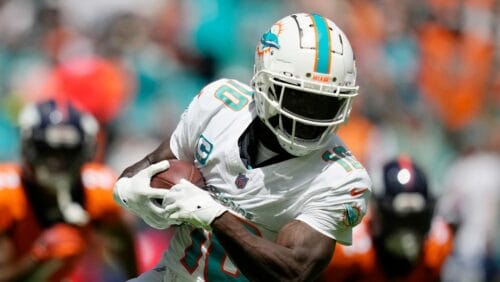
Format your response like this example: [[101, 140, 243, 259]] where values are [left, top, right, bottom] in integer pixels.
[[150, 159, 205, 189]]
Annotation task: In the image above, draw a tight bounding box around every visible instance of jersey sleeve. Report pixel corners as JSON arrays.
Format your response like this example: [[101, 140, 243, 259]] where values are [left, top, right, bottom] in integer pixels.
[[169, 79, 236, 161], [0, 164, 26, 233], [81, 163, 122, 220], [296, 169, 372, 245]]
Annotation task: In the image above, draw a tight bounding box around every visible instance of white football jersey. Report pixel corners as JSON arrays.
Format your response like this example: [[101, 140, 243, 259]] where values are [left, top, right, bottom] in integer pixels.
[[162, 79, 371, 281]]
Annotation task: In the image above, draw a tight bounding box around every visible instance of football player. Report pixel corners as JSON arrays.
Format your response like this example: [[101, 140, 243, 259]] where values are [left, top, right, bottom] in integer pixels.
[[114, 13, 372, 281], [0, 100, 138, 281], [321, 156, 453, 282]]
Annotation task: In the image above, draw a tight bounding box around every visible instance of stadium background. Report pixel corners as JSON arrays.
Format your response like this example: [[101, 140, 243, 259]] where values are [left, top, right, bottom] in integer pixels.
[[0, 0, 498, 280]]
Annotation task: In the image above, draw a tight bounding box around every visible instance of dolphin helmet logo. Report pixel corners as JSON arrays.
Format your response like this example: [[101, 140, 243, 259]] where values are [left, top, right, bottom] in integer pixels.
[[257, 21, 283, 56], [260, 31, 280, 49]]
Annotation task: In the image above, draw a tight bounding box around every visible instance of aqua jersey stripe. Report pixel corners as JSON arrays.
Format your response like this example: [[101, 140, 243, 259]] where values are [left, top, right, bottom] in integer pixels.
[[311, 14, 331, 74]]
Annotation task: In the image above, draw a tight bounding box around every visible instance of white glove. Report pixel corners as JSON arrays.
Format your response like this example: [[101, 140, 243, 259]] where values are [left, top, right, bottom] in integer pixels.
[[162, 179, 228, 230], [113, 160, 180, 229]]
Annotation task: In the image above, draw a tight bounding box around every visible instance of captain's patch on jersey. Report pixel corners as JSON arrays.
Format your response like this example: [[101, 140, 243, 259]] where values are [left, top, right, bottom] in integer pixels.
[[195, 135, 213, 166]]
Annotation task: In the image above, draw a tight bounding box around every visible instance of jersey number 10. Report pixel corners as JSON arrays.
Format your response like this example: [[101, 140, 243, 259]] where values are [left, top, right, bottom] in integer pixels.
[[214, 80, 254, 111], [322, 146, 362, 172], [180, 222, 260, 281]]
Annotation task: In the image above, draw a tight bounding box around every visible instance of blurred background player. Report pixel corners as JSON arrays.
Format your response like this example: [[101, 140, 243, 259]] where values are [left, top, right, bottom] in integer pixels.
[[0, 99, 138, 281], [321, 155, 453, 282], [437, 121, 500, 282]]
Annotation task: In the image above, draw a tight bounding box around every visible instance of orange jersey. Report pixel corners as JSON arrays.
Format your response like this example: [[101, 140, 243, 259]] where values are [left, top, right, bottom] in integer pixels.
[[321, 217, 453, 282], [0, 162, 121, 281]]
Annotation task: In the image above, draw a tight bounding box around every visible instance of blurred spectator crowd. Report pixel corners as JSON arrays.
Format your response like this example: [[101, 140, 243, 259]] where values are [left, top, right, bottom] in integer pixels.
[[0, 0, 498, 281]]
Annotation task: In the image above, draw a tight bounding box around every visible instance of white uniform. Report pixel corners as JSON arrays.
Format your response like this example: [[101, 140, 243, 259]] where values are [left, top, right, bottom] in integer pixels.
[[159, 79, 371, 281]]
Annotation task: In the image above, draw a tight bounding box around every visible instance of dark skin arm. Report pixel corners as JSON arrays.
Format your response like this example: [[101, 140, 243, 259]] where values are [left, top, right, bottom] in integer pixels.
[[213, 214, 336, 282], [119, 140, 176, 179], [121, 140, 336, 281]]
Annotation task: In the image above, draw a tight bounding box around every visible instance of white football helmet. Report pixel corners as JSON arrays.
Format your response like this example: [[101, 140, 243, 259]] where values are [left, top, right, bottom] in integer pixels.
[[252, 13, 358, 156]]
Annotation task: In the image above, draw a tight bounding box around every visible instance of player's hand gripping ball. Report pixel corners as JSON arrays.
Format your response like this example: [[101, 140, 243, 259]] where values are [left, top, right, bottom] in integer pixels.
[[150, 159, 205, 189], [114, 159, 207, 229]]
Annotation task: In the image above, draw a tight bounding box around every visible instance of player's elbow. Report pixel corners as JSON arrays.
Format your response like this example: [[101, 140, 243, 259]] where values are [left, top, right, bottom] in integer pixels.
[[295, 256, 330, 281], [285, 244, 333, 282], [274, 253, 330, 282]]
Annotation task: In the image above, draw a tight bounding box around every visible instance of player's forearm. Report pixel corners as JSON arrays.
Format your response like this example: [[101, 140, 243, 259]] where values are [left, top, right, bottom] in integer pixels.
[[212, 213, 320, 281], [119, 139, 175, 178], [148, 139, 176, 163]]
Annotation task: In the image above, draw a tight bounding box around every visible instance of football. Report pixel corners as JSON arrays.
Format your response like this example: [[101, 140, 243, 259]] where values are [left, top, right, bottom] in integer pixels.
[[150, 159, 205, 189]]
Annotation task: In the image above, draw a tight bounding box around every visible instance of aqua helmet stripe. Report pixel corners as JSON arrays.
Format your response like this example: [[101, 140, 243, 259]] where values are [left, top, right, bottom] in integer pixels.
[[310, 14, 331, 74]]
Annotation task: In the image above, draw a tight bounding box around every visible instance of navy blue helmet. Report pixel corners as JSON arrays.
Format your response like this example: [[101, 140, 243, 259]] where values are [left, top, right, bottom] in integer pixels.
[[371, 155, 436, 274], [374, 155, 435, 231], [379, 155, 432, 210], [18, 99, 99, 190]]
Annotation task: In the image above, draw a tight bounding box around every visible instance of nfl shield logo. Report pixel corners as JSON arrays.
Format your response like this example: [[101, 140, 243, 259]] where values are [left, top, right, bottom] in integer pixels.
[[235, 173, 249, 189]]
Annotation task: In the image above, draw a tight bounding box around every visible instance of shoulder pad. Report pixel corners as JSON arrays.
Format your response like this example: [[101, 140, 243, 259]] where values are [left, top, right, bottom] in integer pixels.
[[81, 163, 121, 219], [81, 163, 116, 191], [0, 163, 22, 190], [0, 164, 27, 232]]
